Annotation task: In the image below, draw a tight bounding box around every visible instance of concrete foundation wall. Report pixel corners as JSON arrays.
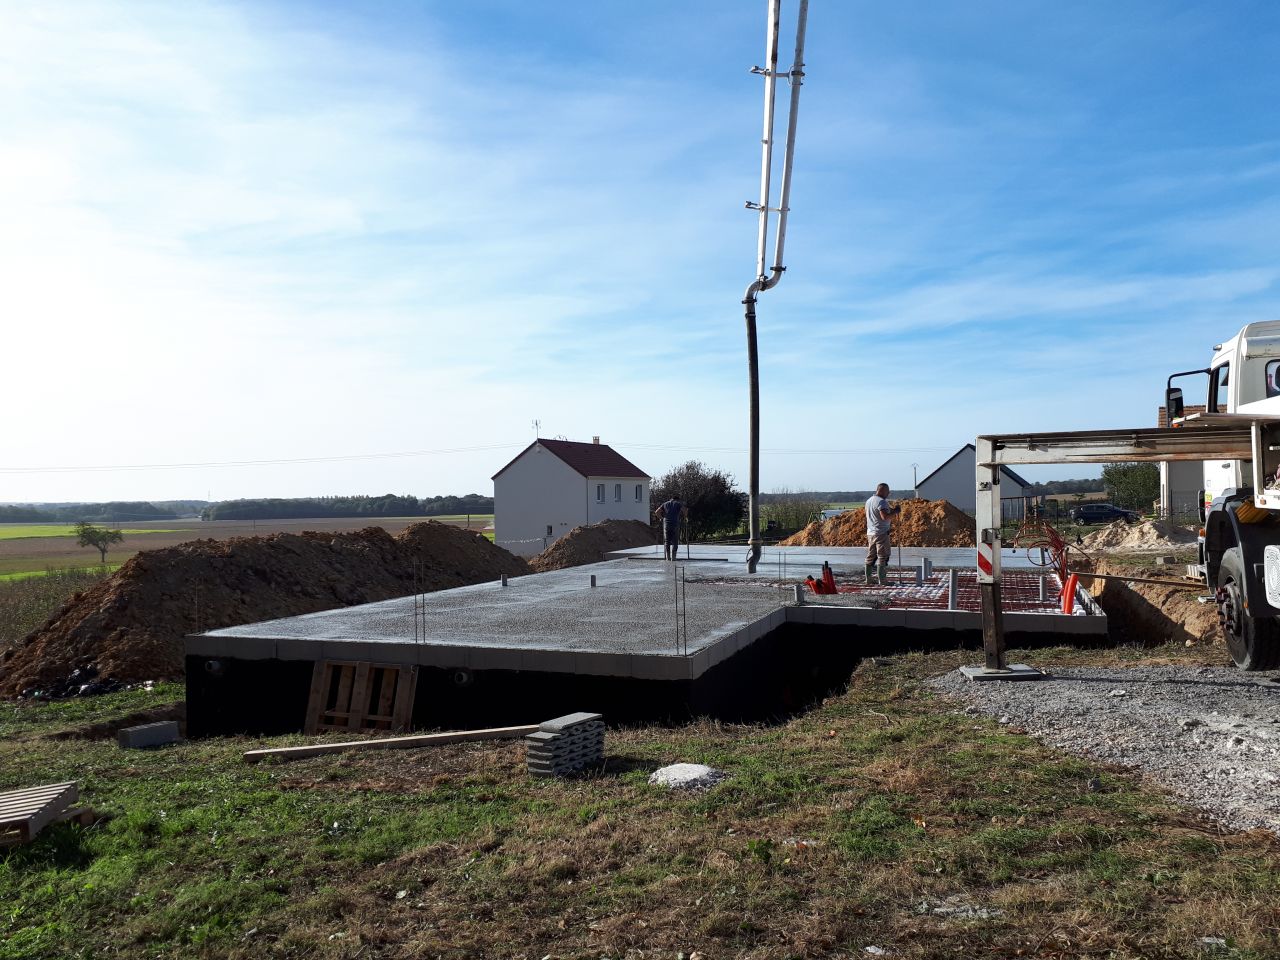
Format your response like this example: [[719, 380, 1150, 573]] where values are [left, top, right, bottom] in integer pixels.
[[186, 621, 1106, 737]]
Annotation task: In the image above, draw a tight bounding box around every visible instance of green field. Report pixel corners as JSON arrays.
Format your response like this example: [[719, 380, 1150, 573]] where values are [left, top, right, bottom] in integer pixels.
[[0, 526, 181, 541], [0, 564, 121, 583]]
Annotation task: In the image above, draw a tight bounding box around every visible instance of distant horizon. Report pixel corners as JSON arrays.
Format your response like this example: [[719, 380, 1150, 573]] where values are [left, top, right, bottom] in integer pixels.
[[0, 470, 1106, 510]]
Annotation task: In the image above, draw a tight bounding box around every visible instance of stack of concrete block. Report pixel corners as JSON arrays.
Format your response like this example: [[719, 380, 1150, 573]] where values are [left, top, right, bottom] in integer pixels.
[[526, 712, 605, 777], [117, 721, 181, 749]]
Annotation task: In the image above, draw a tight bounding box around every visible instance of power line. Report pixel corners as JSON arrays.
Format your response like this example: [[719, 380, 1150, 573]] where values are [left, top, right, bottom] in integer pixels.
[[0, 440, 956, 475]]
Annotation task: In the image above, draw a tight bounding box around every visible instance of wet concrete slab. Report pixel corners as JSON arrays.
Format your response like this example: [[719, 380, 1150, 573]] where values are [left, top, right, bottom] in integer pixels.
[[187, 548, 1105, 682]]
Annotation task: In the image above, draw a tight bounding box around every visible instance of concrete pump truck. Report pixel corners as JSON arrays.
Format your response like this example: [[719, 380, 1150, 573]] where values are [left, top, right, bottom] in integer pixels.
[[1167, 320, 1280, 671]]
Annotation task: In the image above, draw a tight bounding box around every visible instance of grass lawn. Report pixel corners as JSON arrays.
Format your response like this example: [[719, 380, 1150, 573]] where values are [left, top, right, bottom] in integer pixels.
[[0, 526, 182, 541], [2, 643, 1276, 959]]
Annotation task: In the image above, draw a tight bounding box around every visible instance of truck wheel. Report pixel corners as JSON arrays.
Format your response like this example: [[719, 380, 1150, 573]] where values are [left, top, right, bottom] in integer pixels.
[[1217, 548, 1280, 671]]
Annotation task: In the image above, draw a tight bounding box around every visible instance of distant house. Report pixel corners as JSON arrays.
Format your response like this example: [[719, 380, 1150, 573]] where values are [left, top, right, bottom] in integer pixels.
[[1158, 404, 1207, 519], [492, 438, 651, 556], [916, 444, 1036, 519]]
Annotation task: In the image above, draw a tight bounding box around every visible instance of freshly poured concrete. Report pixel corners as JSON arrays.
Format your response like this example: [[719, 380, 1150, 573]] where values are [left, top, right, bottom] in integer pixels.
[[188, 548, 1105, 682]]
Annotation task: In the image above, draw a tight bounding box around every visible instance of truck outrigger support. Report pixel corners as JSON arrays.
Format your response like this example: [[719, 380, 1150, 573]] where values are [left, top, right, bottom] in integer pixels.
[[967, 417, 1280, 679]]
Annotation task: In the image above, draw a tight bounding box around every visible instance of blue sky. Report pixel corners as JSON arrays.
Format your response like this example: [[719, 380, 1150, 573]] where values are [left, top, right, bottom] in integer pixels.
[[3, 1, 1278, 502]]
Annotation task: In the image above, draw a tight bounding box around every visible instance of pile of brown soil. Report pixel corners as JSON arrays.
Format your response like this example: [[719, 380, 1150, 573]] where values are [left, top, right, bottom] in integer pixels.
[[0, 522, 530, 699], [530, 520, 658, 572], [1085, 559, 1218, 648], [780, 499, 976, 548], [1083, 519, 1198, 553]]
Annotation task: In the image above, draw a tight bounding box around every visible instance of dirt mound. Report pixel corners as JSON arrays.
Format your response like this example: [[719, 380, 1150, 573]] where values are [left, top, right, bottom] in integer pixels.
[[780, 499, 975, 548], [1086, 559, 1218, 648], [0, 523, 530, 699], [530, 520, 658, 572], [1083, 519, 1198, 553]]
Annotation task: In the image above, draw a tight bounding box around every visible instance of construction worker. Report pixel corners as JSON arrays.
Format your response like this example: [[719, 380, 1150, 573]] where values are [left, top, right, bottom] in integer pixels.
[[654, 496, 688, 561], [864, 482, 901, 585]]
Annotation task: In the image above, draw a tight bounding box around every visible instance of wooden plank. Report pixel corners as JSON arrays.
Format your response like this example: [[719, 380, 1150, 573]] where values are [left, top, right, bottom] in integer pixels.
[[390, 665, 417, 732], [303, 661, 329, 735], [345, 662, 372, 731], [372, 668, 396, 726], [0, 783, 77, 815], [243, 724, 539, 763], [332, 665, 355, 717], [0, 783, 77, 808]]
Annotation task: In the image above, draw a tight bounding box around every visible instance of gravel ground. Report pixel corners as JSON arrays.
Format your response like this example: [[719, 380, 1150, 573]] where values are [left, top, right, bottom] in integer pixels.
[[932, 665, 1280, 833]]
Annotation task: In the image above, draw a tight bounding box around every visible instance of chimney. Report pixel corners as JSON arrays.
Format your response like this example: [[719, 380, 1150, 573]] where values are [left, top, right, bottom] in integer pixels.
[[592, 436, 600, 444]]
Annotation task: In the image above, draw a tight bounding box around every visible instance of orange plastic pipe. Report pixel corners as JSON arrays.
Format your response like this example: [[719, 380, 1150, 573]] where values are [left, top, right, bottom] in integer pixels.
[[1061, 573, 1079, 614]]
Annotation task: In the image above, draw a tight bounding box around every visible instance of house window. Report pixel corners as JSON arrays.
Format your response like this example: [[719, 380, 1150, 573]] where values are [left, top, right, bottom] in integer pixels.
[[596, 484, 605, 502], [614, 483, 622, 502], [634, 484, 642, 501]]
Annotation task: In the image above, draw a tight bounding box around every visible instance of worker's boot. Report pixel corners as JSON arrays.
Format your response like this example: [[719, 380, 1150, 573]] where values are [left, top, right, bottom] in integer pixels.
[[864, 564, 875, 585], [877, 564, 889, 586]]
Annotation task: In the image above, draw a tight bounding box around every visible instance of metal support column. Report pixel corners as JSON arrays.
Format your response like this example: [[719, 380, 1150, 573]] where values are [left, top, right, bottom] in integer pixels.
[[961, 437, 1044, 681], [977, 437, 1004, 668]]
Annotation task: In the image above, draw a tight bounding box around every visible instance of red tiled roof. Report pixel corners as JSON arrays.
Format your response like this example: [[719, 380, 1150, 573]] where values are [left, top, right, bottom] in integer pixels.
[[492, 439, 650, 481]]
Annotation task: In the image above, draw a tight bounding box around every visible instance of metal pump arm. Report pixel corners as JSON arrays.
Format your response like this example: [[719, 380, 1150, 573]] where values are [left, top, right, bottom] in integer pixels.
[[744, 0, 809, 573]]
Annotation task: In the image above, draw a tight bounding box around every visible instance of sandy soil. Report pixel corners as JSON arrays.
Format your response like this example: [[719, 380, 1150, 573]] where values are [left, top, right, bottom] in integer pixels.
[[0, 522, 527, 698], [781, 499, 975, 548], [530, 520, 658, 572]]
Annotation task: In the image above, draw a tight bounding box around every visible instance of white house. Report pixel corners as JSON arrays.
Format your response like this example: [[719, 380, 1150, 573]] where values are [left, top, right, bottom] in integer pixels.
[[492, 438, 651, 556], [1158, 404, 1206, 519], [916, 444, 1036, 519]]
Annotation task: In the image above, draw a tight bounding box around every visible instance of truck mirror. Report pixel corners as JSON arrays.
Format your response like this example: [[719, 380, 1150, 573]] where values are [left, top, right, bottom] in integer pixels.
[[1166, 386, 1184, 421]]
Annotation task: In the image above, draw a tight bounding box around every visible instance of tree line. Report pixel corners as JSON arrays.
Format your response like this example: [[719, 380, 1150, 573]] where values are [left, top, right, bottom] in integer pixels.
[[200, 493, 494, 521], [0, 501, 201, 523]]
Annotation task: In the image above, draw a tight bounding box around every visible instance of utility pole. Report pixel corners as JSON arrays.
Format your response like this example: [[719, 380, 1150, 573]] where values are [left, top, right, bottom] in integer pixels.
[[742, 0, 809, 573], [912, 463, 919, 498]]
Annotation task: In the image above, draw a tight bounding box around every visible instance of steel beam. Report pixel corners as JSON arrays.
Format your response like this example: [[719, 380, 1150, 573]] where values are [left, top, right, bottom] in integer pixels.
[[976, 422, 1269, 467]]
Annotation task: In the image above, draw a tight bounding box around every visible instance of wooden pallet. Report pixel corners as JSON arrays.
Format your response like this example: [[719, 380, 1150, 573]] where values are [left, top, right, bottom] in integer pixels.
[[303, 661, 417, 735], [0, 782, 82, 848]]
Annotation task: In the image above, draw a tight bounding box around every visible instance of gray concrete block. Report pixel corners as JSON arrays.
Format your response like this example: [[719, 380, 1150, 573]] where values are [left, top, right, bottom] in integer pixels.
[[688, 649, 712, 679], [634, 656, 691, 681], [118, 721, 180, 749], [225, 637, 276, 661], [907, 611, 956, 631], [274, 637, 322, 661], [786, 605, 816, 624], [707, 640, 736, 668], [183, 635, 223, 657], [520, 649, 576, 674], [810, 607, 850, 626], [574, 652, 633, 677], [539, 712, 603, 732]]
